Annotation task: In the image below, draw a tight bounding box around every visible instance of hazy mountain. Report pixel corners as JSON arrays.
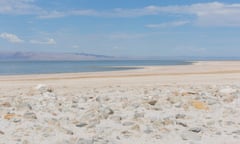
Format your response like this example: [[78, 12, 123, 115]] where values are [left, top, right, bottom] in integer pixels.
[[0, 51, 115, 61]]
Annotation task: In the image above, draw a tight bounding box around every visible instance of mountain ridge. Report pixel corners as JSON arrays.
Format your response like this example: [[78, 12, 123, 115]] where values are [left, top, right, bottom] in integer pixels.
[[0, 51, 115, 61]]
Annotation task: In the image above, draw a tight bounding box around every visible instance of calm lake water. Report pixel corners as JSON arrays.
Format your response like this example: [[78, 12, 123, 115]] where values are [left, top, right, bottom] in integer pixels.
[[0, 60, 191, 75]]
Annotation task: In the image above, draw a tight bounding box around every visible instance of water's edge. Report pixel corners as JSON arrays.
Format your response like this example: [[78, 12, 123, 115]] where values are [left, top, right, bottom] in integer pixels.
[[0, 60, 192, 75]]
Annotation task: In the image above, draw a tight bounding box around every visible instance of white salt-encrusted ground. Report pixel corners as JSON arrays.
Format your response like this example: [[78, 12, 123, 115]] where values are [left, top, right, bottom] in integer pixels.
[[0, 61, 240, 144]]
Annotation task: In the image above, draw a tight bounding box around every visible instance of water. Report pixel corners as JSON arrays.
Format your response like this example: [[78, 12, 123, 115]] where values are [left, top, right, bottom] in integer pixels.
[[0, 60, 191, 75]]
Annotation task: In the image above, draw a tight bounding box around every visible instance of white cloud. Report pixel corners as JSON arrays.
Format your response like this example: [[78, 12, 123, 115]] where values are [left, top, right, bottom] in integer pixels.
[[1, 1, 240, 27], [0, 33, 24, 43], [146, 21, 190, 28], [39, 2, 240, 26], [0, 0, 44, 15], [30, 38, 56, 45]]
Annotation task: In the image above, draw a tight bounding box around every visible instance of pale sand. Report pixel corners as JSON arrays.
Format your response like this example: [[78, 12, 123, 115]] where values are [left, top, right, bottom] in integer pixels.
[[1, 61, 240, 86], [0, 61, 240, 144]]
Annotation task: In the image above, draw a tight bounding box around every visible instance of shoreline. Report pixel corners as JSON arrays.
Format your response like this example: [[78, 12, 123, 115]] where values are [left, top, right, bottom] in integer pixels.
[[0, 61, 240, 82]]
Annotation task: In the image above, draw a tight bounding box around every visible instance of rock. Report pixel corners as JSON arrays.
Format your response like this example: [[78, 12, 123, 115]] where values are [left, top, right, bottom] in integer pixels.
[[77, 138, 93, 144], [175, 114, 186, 119], [219, 87, 237, 94], [162, 118, 174, 125], [189, 127, 201, 133], [109, 115, 122, 122], [122, 121, 135, 126], [191, 100, 208, 110], [60, 128, 74, 135], [148, 100, 157, 106], [23, 112, 37, 119], [134, 111, 144, 119], [206, 98, 218, 105], [180, 90, 197, 96], [1, 102, 11, 107], [76, 123, 88, 127], [176, 122, 188, 127], [100, 107, 114, 119], [4, 113, 17, 120], [167, 96, 181, 104], [232, 130, 240, 135], [131, 124, 140, 131], [35, 84, 53, 93], [181, 131, 202, 141], [0, 130, 4, 135], [144, 127, 153, 134], [35, 84, 47, 93], [206, 120, 215, 126], [223, 96, 235, 103]]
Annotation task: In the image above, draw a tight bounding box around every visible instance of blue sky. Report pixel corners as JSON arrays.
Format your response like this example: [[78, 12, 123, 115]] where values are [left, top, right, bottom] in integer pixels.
[[0, 0, 240, 57]]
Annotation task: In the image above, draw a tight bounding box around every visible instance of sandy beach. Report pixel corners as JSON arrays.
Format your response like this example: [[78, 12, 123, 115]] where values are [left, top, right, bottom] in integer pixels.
[[1, 61, 240, 144]]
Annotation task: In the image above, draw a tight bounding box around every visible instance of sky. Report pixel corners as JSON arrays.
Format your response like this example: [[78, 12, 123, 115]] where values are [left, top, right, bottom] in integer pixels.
[[0, 0, 240, 57]]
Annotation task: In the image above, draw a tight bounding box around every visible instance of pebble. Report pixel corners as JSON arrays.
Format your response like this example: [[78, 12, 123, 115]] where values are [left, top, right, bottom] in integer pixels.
[[1, 84, 240, 144], [122, 121, 135, 126], [232, 130, 240, 135], [23, 112, 37, 119], [1, 102, 11, 107], [77, 138, 93, 144], [181, 131, 202, 141], [175, 114, 186, 119], [191, 100, 208, 110], [100, 107, 114, 119], [148, 100, 157, 106], [0, 130, 4, 135], [76, 123, 88, 127], [189, 127, 202, 133], [176, 122, 188, 127]]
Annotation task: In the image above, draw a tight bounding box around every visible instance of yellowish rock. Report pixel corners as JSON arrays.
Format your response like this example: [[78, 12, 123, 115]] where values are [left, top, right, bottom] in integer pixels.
[[191, 100, 209, 110], [4, 114, 17, 120]]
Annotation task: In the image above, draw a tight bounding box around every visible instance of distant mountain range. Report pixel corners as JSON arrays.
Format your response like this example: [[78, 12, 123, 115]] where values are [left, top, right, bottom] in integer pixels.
[[0, 51, 115, 61]]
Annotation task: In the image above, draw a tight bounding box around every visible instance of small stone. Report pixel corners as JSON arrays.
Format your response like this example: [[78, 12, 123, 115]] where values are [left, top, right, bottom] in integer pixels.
[[189, 127, 201, 133], [122, 121, 135, 126], [191, 100, 208, 110], [35, 84, 47, 93], [77, 138, 93, 144], [144, 128, 153, 134], [219, 87, 236, 94], [13, 118, 21, 123], [100, 107, 114, 119], [181, 131, 202, 141], [23, 112, 37, 119], [176, 122, 188, 127], [167, 96, 181, 104], [76, 123, 88, 127], [109, 115, 122, 122], [162, 119, 174, 125], [225, 121, 235, 126], [0, 130, 4, 135], [134, 111, 144, 119], [176, 114, 186, 119], [206, 98, 218, 105], [1, 102, 11, 107], [4, 113, 17, 120], [206, 120, 215, 126], [148, 100, 157, 106], [232, 130, 240, 135], [66, 130, 74, 135], [131, 124, 140, 131]]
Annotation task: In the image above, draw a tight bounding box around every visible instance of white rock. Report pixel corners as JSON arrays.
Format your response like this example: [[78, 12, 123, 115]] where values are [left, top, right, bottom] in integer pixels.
[[181, 130, 202, 141], [219, 87, 237, 94]]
